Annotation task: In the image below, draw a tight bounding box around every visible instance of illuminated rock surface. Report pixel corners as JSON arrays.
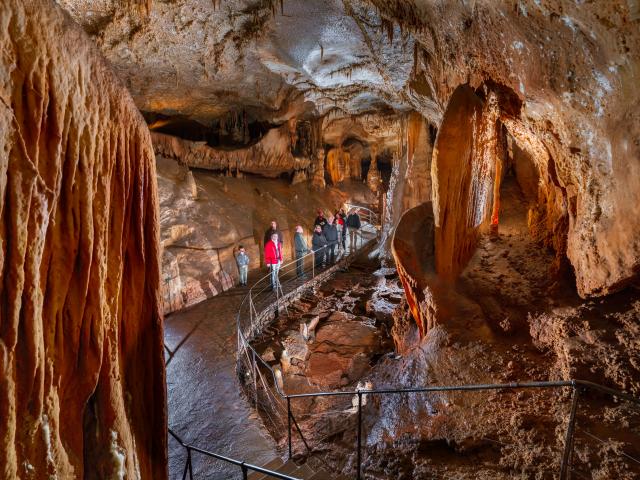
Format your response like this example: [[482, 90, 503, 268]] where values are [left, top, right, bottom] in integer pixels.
[[0, 1, 166, 478]]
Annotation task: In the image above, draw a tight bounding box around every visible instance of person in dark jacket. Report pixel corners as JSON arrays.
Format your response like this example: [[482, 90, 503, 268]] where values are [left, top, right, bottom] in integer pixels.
[[311, 225, 327, 268], [264, 220, 284, 247], [346, 209, 361, 252], [313, 210, 327, 229], [323, 216, 339, 265], [338, 208, 347, 250], [293, 225, 309, 277]]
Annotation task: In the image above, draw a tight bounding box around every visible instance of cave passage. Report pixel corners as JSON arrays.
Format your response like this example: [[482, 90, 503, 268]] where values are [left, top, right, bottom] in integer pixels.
[[2, 1, 640, 479]]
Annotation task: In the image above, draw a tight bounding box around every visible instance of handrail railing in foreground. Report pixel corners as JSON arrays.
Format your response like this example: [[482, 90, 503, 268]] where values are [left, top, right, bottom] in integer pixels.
[[168, 203, 380, 480], [169, 428, 302, 480], [234, 204, 640, 480]]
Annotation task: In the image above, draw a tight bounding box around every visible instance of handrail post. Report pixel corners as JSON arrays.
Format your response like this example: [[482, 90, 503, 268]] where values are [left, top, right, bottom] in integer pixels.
[[252, 349, 258, 410], [560, 384, 580, 480], [357, 392, 362, 480], [182, 447, 192, 480], [241, 463, 248, 480], [287, 396, 293, 459]]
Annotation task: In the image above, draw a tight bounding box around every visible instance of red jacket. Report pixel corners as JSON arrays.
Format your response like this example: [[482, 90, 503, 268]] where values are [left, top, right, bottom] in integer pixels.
[[264, 240, 283, 265]]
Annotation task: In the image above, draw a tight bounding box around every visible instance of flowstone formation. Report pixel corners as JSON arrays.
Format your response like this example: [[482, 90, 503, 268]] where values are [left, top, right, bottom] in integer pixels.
[[0, 1, 166, 478]]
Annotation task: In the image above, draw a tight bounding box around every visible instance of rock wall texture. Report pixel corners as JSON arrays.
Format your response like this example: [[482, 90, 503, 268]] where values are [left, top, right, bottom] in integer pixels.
[[368, 0, 640, 297], [0, 1, 166, 478], [152, 124, 310, 178], [157, 156, 375, 314]]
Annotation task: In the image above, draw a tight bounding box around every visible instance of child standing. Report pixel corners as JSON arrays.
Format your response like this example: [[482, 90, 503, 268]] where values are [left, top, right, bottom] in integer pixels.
[[236, 245, 250, 286]]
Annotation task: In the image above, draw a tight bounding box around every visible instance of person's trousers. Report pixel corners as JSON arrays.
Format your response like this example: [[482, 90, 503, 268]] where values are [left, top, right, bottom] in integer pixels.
[[313, 249, 324, 269], [239, 265, 248, 285], [327, 243, 336, 264], [269, 262, 280, 289], [295, 251, 304, 276], [349, 229, 359, 251]]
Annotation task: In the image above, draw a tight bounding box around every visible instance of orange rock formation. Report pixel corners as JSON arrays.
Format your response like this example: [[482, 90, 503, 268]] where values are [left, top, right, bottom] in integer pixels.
[[0, 1, 166, 478]]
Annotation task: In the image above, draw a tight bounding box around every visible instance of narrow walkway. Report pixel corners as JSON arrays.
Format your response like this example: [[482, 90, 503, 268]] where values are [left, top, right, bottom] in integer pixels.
[[165, 252, 364, 479], [165, 272, 277, 480]]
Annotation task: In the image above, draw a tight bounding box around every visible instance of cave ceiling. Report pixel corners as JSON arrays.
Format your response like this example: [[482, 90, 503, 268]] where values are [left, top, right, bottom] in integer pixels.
[[55, 0, 421, 146]]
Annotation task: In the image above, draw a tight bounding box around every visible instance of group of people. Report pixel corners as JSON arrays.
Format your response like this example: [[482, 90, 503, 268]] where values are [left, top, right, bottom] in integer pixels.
[[234, 208, 362, 290], [310, 208, 362, 269]]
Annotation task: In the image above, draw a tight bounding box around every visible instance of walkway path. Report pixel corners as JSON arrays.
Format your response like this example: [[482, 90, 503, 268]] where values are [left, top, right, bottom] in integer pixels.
[[165, 273, 277, 480], [165, 229, 377, 479]]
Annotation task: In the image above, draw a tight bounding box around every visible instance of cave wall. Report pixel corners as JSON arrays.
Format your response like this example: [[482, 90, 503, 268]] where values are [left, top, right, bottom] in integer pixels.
[[367, 0, 640, 297], [0, 1, 166, 478]]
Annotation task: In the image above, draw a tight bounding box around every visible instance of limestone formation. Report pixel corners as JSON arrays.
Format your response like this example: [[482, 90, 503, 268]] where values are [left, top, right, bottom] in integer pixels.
[[0, 1, 166, 479]]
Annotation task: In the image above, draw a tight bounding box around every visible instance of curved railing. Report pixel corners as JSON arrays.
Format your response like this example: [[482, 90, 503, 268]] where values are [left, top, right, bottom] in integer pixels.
[[233, 204, 640, 479]]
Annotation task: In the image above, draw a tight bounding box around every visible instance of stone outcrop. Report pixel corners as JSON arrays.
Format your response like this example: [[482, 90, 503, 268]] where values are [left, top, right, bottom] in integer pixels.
[[152, 124, 310, 178], [0, 1, 166, 479], [391, 203, 436, 337]]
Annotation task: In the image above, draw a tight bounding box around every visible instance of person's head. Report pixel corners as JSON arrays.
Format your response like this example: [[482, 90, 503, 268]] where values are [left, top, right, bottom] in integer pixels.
[[314, 225, 322, 233], [340, 208, 345, 215], [296, 225, 303, 233], [317, 209, 324, 217], [328, 216, 334, 224], [271, 233, 279, 243], [239, 245, 245, 253], [270, 220, 277, 229]]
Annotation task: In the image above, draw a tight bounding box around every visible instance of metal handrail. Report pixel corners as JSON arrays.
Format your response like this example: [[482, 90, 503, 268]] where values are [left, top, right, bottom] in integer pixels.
[[234, 205, 640, 480], [169, 429, 302, 480]]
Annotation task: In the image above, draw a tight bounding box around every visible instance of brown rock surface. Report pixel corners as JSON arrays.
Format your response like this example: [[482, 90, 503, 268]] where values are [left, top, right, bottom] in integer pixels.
[[0, 1, 166, 478], [157, 155, 375, 313]]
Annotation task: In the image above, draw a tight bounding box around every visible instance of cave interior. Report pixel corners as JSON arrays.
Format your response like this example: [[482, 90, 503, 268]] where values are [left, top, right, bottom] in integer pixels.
[[1, 0, 640, 479]]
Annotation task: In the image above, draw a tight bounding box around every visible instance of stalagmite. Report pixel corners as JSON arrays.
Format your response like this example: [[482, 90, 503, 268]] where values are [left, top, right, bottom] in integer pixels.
[[0, 1, 166, 478], [366, 144, 382, 193], [431, 85, 498, 280]]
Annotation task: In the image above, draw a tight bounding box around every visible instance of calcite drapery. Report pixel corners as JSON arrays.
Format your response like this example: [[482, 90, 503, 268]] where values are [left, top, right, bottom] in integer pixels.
[[432, 85, 499, 280], [0, 1, 166, 478]]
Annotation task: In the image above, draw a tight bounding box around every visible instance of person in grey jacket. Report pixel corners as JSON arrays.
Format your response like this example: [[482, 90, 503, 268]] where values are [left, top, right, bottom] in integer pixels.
[[322, 216, 339, 265], [294, 225, 309, 277], [235, 245, 250, 286]]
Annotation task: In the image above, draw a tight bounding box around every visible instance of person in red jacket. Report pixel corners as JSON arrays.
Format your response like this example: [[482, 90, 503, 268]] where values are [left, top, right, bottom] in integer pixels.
[[264, 233, 283, 290]]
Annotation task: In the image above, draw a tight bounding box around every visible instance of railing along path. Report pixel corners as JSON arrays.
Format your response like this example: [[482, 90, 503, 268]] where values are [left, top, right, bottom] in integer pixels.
[[172, 204, 640, 480]]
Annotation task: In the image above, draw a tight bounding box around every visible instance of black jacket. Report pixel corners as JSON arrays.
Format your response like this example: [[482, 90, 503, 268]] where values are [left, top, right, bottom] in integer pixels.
[[346, 213, 361, 229], [311, 232, 328, 251], [314, 216, 327, 228], [323, 223, 339, 243], [264, 228, 284, 246]]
